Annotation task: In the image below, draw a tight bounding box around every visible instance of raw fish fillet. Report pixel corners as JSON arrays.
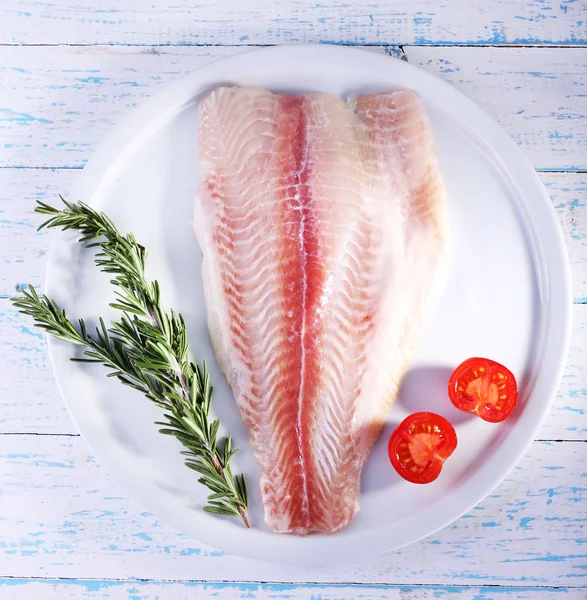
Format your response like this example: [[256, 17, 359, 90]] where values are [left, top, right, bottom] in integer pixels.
[[194, 86, 449, 535]]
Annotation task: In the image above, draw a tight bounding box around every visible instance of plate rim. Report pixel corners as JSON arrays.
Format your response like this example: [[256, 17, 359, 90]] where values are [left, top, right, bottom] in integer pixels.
[[44, 44, 573, 564]]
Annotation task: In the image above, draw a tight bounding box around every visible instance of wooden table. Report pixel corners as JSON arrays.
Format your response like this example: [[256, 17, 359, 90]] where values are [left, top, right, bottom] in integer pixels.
[[0, 2, 585, 598]]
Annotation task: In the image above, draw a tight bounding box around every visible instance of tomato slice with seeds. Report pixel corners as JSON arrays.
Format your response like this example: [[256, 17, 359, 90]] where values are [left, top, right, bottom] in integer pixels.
[[448, 357, 518, 423], [388, 412, 457, 484]]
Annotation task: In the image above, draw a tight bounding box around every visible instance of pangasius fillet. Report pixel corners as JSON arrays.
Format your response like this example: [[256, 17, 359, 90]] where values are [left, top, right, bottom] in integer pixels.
[[194, 86, 449, 534]]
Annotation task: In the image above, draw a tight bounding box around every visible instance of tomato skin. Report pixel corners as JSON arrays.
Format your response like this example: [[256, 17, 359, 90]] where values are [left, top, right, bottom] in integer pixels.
[[388, 412, 458, 484], [448, 357, 518, 423]]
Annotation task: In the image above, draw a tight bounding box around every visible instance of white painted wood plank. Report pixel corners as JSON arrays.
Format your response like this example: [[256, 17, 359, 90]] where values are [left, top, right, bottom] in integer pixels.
[[0, 45, 238, 169], [547, 173, 587, 304], [1, 169, 585, 302], [3, 302, 585, 438], [0, 435, 584, 584], [0, 0, 584, 46], [0, 167, 585, 437], [0, 46, 585, 170], [1, 304, 585, 438], [0, 168, 78, 298], [0, 305, 70, 433], [404, 46, 587, 171], [0, 580, 585, 600]]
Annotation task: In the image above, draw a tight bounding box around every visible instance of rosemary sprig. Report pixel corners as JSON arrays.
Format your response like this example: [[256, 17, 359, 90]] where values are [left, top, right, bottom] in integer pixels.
[[12, 197, 251, 527]]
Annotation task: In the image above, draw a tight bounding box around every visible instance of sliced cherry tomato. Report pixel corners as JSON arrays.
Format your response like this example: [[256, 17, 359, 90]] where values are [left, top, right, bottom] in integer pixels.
[[388, 412, 457, 484], [448, 357, 518, 423]]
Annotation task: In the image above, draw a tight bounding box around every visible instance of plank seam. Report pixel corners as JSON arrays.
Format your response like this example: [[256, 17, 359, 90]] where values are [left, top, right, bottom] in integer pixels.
[[0, 432, 81, 437], [0, 42, 585, 48], [0, 576, 585, 588], [0, 166, 83, 170]]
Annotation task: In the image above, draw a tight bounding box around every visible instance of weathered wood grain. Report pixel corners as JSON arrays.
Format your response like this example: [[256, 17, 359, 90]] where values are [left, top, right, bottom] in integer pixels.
[[0, 45, 237, 169], [0, 580, 585, 600], [0, 46, 585, 170], [0, 5, 585, 592], [0, 435, 584, 584], [0, 168, 78, 298], [0, 0, 585, 46], [407, 47, 587, 171], [546, 173, 587, 303]]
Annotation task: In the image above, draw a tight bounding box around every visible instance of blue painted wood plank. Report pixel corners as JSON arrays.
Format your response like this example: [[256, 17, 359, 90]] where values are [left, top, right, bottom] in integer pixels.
[[0, 168, 585, 438], [0, 47, 584, 170], [0, 4, 585, 591], [0, 0, 585, 46], [405, 47, 587, 172], [0, 169, 584, 303], [0, 579, 586, 599], [0, 436, 584, 584]]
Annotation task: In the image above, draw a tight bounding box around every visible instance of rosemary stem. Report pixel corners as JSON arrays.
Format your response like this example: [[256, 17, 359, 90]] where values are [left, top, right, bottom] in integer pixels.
[[13, 197, 252, 527], [239, 504, 253, 529]]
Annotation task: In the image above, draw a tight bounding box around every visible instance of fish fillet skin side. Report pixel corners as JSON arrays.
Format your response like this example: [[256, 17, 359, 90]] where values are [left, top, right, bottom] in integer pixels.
[[194, 87, 449, 535]]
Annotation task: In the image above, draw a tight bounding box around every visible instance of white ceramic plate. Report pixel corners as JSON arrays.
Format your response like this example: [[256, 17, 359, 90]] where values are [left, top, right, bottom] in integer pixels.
[[46, 45, 572, 564]]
